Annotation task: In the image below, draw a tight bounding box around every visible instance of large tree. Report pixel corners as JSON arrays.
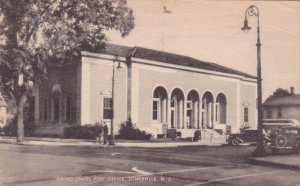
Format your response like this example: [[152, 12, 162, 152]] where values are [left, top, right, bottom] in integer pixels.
[[0, 0, 134, 142]]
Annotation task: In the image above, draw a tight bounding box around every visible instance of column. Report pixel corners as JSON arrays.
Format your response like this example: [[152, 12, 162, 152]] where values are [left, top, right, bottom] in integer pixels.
[[183, 100, 187, 129], [198, 101, 202, 129], [167, 98, 171, 128], [193, 101, 198, 128]]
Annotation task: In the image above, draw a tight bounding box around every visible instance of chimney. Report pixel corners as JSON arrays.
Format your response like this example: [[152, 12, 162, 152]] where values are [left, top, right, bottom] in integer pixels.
[[290, 87, 295, 95]]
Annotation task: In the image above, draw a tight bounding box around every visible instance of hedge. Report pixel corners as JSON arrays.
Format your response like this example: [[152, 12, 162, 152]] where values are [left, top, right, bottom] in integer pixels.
[[64, 124, 103, 139], [117, 118, 152, 140]]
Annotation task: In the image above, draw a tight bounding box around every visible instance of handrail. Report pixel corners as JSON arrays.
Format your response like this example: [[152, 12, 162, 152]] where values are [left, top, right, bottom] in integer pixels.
[[202, 129, 213, 135], [202, 129, 214, 143]]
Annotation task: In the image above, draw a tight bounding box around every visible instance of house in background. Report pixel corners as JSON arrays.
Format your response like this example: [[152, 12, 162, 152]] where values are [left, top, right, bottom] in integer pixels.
[[31, 44, 258, 140], [0, 92, 7, 128], [263, 87, 300, 121]]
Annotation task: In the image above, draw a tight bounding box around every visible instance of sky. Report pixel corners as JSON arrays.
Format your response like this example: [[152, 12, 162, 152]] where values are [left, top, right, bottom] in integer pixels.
[[107, 0, 300, 101]]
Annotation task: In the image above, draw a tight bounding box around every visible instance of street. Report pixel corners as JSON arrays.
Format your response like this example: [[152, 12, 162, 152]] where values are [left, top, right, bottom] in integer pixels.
[[0, 143, 299, 186]]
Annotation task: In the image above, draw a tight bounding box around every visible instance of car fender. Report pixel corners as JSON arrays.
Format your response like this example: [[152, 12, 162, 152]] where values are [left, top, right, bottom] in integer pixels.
[[235, 137, 244, 143]]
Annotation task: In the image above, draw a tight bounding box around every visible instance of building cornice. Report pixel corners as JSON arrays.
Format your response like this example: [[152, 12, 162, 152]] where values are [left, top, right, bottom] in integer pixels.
[[131, 57, 257, 83], [81, 51, 257, 84]]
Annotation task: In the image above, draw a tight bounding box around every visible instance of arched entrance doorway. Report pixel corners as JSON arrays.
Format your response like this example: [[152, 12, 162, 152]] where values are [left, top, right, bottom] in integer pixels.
[[202, 91, 214, 129], [170, 88, 184, 129], [187, 90, 200, 129], [216, 93, 227, 124]]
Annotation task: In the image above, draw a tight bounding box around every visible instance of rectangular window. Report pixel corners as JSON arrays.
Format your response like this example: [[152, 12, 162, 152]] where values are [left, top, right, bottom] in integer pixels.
[[28, 97, 35, 122], [65, 97, 71, 120], [267, 110, 272, 118], [103, 98, 112, 119], [43, 99, 48, 121], [53, 98, 59, 121], [244, 107, 249, 123], [277, 107, 282, 118], [152, 100, 158, 120], [39, 98, 43, 120]]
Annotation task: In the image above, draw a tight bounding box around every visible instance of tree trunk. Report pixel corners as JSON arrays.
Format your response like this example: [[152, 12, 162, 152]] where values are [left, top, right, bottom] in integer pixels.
[[16, 93, 27, 142]]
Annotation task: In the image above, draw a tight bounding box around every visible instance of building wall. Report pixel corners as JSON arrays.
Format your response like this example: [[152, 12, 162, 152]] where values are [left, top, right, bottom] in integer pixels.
[[130, 58, 257, 134], [263, 105, 300, 121], [34, 63, 79, 127], [240, 83, 257, 129], [34, 52, 257, 138], [81, 54, 128, 132]]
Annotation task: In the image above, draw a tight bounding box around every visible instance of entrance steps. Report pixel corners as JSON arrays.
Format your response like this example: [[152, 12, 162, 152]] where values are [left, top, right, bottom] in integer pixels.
[[172, 129, 227, 143], [200, 129, 226, 143]]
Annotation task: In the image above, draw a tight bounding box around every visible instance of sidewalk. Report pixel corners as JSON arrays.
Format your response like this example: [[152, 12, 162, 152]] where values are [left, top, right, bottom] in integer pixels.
[[249, 154, 300, 171], [0, 136, 225, 148]]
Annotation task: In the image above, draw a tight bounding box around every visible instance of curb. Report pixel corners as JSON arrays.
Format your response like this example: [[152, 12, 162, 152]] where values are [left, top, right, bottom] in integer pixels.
[[0, 139, 103, 147], [0, 139, 226, 148], [249, 158, 300, 171]]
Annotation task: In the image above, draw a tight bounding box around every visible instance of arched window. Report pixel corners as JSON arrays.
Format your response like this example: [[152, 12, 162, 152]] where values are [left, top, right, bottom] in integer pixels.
[[216, 93, 227, 124], [152, 87, 168, 124]]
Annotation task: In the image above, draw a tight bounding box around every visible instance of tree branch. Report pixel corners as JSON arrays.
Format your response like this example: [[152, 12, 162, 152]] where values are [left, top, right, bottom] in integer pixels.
[[25, 0, 58, 44]]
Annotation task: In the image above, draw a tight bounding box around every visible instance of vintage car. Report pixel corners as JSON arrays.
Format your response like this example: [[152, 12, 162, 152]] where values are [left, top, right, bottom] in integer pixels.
[[227, 129, 270, 146], [270, 126, 300, 153], [263, 119, 300, 134]]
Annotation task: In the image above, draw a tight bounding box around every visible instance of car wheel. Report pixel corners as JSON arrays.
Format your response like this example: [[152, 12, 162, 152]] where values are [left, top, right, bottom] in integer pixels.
[[276, 134, 287, 147], [231, 138, 239, 146]]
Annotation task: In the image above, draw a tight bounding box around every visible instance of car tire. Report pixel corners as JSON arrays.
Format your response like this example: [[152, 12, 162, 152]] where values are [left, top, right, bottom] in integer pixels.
[[276, 134, 287, 147], [231, 138, 239, 146]]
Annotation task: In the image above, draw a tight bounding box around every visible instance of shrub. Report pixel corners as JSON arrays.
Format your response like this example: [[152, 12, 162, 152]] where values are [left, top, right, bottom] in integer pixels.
[[193, 130, 201, 142], [117, 118, 152, 140], [176, 131, 182, 138], [3, 117, 17, 136], [64, 123, 103, 139], [3, 114, 35, 137]]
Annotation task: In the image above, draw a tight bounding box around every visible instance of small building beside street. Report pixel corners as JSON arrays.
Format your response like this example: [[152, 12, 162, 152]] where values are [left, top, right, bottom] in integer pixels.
[[31, 44, 258, 140], [263, 87, 300, 121]]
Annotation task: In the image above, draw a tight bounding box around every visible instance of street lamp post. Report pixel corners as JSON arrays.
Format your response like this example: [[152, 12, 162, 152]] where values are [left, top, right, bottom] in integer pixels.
[[241, 5, 266, 156], [109, 55, 121, 146]]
